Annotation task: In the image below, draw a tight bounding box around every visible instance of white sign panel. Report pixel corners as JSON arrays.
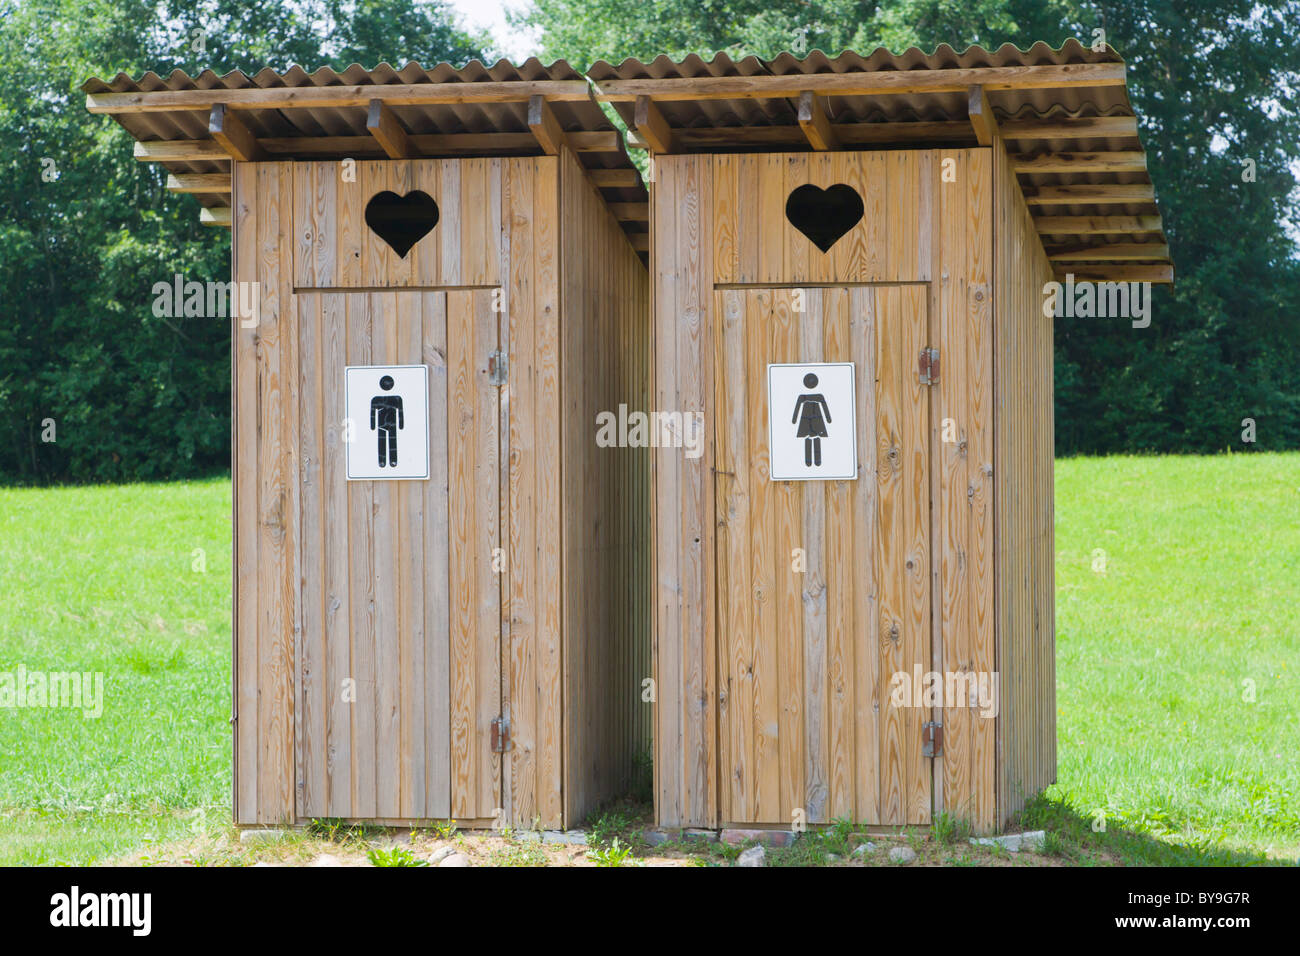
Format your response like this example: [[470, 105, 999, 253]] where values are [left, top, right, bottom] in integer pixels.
[[345, 365, 430, 480], [767, 362, 857, 481]]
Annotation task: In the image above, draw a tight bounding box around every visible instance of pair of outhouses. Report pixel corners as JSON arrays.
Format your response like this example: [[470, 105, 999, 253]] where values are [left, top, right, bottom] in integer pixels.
[[87, 43, 1171, 834]]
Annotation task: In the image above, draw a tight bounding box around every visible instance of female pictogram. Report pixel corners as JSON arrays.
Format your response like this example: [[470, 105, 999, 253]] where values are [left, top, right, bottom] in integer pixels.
[[791, 372, 832, 467]]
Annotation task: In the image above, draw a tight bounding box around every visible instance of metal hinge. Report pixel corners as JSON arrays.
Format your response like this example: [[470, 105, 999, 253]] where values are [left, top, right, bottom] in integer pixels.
[[918, 347, 940, 385], [488, 349, 508, 386], [922, 720, 944, 758], [490, 716, 513, 753]]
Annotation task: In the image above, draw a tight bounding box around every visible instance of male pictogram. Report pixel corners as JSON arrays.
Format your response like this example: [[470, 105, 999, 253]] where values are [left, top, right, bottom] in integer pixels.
[[370, 374, 404, 467], [791, 372, 832, 467]]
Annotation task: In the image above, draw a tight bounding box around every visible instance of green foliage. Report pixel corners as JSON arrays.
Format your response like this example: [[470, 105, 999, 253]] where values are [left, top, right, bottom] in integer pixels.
[[0, 0, 487, 484], [586, 836, 634, 866], [366, 845, 428, 866]]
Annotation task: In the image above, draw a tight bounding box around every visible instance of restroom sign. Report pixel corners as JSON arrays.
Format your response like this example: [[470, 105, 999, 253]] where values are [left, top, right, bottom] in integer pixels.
[[345, 365, 429, 480], [767, 362, 857, 481]]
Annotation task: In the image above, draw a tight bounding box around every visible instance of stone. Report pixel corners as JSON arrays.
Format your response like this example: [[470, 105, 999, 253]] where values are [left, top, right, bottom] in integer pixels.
[[427, 845, 457, 865], [736, 846, 766, 867], [542, 830, 588, 845], [682, 828, 719, 844], [642, 829, 677, 847], [439, 852, 471, 867], [238, 829, 288, 846], [969, 830, 1045, 854], [853, 842, 878, 856], [888, 846, 917, 864], [721, 828, 797, 848]]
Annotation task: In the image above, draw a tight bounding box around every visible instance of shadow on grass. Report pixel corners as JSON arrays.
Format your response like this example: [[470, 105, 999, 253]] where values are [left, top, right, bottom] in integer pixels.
[[1017, 795, 1285, 866]]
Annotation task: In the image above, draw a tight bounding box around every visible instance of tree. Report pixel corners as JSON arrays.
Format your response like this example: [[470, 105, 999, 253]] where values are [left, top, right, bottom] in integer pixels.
[[0, 0, 487, 483]]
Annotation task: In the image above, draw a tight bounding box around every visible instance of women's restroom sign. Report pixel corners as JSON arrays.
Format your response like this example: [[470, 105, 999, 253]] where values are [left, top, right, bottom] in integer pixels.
[[345, 365, 430, 480], [767, 362, 857, 481]]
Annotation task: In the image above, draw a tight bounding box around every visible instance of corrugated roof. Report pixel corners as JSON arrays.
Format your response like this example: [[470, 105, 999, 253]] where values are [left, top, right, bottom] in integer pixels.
[[84, 47, 1171, 280], [82, 58, 648, 242], [587, 43, 1170, 281]]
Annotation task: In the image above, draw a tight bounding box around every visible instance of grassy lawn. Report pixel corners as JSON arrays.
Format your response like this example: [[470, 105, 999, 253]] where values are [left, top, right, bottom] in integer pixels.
[[0, 454, 1296, 865]]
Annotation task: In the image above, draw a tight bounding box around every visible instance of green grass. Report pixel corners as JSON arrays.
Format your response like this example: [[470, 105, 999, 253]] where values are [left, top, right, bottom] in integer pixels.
[[1048, 452, 1300, 859], [0, 453, 1296, 865], [0, 479, 232, 864]]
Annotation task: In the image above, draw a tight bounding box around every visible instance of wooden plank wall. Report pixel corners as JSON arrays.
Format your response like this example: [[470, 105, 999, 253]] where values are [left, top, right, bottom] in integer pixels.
[[992, 140, 1057, 827], [931, 150, 997, 832], [653, 150, 997, 830], [559, 148, 652, 824], [233, 161, 296, 824], [234, 158, 566, 826]]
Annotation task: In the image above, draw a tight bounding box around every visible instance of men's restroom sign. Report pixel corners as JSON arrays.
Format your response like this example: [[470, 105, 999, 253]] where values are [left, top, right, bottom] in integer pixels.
[[345, 365, 430, 480], [767, 362, 857, 481]]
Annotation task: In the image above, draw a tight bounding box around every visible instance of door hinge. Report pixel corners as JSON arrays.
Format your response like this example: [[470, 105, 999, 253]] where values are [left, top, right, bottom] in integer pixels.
[[488, 349, 508, 386], [490, 716, 512, 753], [918, 347, 940, 385], [922, 720, 944, 758]]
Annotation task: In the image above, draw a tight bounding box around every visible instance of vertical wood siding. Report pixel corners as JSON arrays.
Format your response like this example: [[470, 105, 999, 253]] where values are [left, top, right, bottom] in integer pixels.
[[558, 149, 653, 824], [992, 141, 1058, 827]]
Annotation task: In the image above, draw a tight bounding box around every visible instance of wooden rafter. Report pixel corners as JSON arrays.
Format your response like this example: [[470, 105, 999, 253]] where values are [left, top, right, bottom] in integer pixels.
[[1023, 183, 1156, 204], [588, 169, 642, 188], [797, 91, 839, 150], [209, 104, 263, 162], [1001, 115, 1139, 140], [527, 94, 567, 155], [632, 96, 674, 153], [1055, 264, 1173, 283], [1047, 242, 1170, 261], [366, 99, 416, 159], [199, 206, 231, 227], [165, 173, 232, 193], [1013, 151, 1146, 173], [607, 202, 649, 221], [968, 85, 997, 146], [1033, 215, 1163, 234]]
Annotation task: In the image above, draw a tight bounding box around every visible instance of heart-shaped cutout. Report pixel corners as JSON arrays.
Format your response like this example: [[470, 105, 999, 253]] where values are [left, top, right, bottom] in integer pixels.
[[365, 190, 439, 259], [785, 184, 864, 253]]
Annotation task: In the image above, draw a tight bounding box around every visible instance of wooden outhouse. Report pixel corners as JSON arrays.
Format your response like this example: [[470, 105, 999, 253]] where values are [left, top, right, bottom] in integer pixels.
[[86, 60, 654, 828], [590, 42, 1171, 832]]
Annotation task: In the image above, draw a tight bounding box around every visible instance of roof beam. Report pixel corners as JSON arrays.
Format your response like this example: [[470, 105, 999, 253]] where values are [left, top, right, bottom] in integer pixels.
[[527, 94, 567, 155], [1001, 116, 1139, 140], [1013, 151, 1146, 173], [366, 99, 416, 159], [589, 168, 643, 188], [797, 91, 840, 150], [632, 96, 675, 153], [967, 85, 997, 146], [607, 202, 649, 221], [199, 206, 231, 227], [1023, 183, 1156, 204], [209, 104, 264, 162], [136, 131, 627, 159], [87, 81, 593, 114], [1047, 242, 1170, 261], [1055, 264, 1173, 283], [134, 139, 229, 162], [592, 62, 1126, 102], [165, 173, 232, 193], [666, 121, 973, 150], [1034, 215, 1163, 234], [628, 233, 648, 252]]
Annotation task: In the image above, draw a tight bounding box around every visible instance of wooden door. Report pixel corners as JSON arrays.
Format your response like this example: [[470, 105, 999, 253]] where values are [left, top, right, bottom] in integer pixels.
[[295, 288, 502, 823], [713, 284, 932, 826]]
